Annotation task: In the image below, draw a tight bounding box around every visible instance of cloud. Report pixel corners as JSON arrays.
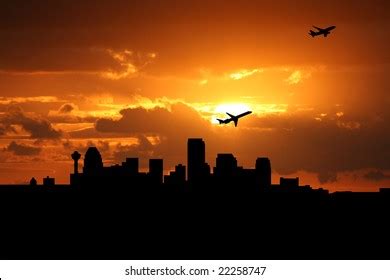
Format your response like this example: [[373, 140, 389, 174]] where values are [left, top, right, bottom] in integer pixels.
[[285, 70, 311, 85], [95, 102, 211, 135], [58, 103, 76, 114], [285, 70, 302, 85], [336, 120, 361, 130], [94, 102, 214, 169], [5, 141, 42, 156], [47, 103, 99, 124], [113, 135, 155, 163], [364, 170, 390, 181], [1, 106, 62, 139], [229, 69, 263, 80], [101, 49, 157, 80], [0, 96, 62, 105], [244, 109, 390, 183], [318, 171, 338, 184]]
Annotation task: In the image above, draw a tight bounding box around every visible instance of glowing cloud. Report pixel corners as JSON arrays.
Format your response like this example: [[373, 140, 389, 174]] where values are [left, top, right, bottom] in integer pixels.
[[285, 70, 302, 84], [199, 79, 208, 85], [101, 49, 157, 80], [285, 70, 312, 85], [215, 103, 251, 115], [337, 121, 361, 130], [229, 68, 263, 80], [0, 96, 63, 105]]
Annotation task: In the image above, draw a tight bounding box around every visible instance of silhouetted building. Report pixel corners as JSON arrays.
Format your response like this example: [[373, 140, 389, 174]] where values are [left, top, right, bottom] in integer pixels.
[[187, 138, 209, 184], [83, 147, 103, 174], [280, 177, 299, 188], [255, 157, 271, 188], [122, 158, 139, 175], [212, 154, 260, 191], [165, 164, 186, 186], [174, 164, 186, 183], [380, 188, 390, 194], [149, 159, 163, 185], [43, 176, 55, 187], [214, 153, 238, 177], [30, 177, 37, 186]]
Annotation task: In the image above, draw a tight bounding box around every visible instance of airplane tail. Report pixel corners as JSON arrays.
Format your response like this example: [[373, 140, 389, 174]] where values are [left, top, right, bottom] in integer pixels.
[[309, 30, 316, 37], [217, 119, 224, 124]]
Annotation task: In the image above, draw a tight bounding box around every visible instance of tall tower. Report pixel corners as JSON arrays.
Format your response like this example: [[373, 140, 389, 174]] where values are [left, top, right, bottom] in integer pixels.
[[255, 157, 271, 188], [149, 159, 163, 185], [175, 164, 186, 183], [71, 151, 81, 174], [122, 158, 139, 175], [187, 138, 206, 183]]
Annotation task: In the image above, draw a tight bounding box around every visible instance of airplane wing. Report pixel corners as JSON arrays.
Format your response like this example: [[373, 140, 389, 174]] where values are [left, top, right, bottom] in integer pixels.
[[313, 26, 323, 31], [226, 112, 235, 118], [237, 111, 252, 118]]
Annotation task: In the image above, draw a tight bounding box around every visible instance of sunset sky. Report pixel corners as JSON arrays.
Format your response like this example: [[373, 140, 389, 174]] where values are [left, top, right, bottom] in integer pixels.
[[0, 0, 389, 191]]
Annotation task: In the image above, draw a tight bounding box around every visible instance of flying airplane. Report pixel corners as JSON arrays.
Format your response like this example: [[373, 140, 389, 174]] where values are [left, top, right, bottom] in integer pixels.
[[217, 111, 252, 127], [309, 25, 336, 37]]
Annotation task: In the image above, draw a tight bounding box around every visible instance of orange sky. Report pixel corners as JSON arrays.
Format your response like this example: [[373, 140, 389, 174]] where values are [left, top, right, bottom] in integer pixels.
[[1, 0, 390, 191]]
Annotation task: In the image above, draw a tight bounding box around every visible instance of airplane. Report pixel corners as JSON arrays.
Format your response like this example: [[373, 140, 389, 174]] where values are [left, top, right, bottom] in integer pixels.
[[309, 25, 336, 37], [217, 111, 252, 127]]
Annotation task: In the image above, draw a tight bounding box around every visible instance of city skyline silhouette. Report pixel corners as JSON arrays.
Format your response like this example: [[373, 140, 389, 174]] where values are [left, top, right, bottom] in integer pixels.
[[0, 137, 388, 199]]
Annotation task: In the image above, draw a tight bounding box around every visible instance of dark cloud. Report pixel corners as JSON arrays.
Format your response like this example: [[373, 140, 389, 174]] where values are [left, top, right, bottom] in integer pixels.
[[48, 112, 97, 125], [364, 170, 390, 181], [318, 172, 338, 184], [95, 103, 214, 169], [47, 103, 99, 124], [68, 127, 131, 139], [5, 141, 42, 156], [62, 139, 110, 154], [96, 103, 211, 135], [58, 103, 76, 114], [113, 135, 154, 165], [240, 110, 390, 184], [1, 106, 62, 139], [0, 123, 16, 136]]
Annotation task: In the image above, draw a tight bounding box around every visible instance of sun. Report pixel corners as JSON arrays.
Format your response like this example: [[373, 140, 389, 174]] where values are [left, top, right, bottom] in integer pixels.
[[211, 103, 252, 124]]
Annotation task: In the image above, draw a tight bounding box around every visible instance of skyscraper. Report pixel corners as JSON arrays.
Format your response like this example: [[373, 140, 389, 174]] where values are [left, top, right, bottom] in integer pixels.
[[164, 164, 186, 185], [187, 138, 206, 183], [174, 164, 186, 183], [149, 159, 163, 185], [122, 158, 139, 175], [214, 153, 238, 177], [255, 157, 271, 188]]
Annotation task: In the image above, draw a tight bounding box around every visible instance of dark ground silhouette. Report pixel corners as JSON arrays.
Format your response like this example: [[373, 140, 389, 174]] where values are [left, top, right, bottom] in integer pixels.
[[0, 138, 389, 260]]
